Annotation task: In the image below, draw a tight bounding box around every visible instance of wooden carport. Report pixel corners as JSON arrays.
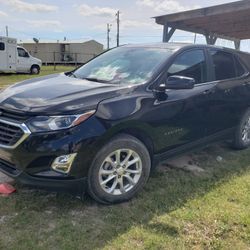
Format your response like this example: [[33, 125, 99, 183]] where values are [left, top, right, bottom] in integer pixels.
[[153, 0, 250, 50]]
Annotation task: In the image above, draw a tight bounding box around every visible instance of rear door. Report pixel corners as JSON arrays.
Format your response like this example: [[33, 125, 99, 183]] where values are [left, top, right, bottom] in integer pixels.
[[204, 49, 249, 136]]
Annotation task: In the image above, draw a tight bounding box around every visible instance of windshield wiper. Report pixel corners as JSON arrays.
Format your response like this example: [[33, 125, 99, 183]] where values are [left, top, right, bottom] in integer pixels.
[[81, 77, 111, 83], [69, 72, 77, 78]]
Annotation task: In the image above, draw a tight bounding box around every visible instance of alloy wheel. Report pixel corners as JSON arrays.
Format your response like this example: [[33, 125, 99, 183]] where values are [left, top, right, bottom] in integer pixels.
[[98, 149, 142, 195]]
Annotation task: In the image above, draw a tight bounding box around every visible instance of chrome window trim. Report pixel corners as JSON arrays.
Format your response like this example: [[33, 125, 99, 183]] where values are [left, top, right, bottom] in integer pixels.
[[0, 118, 31, 149]]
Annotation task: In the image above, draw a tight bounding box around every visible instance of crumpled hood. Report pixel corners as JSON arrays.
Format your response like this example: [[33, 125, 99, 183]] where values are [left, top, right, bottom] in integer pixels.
[[0, 73, 126, 115]]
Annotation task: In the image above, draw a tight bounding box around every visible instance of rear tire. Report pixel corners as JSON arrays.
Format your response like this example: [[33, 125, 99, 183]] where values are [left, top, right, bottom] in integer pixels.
[[30, 65, 40, 75], [87, 134, 151, 204], [233, 108, 250, 149]]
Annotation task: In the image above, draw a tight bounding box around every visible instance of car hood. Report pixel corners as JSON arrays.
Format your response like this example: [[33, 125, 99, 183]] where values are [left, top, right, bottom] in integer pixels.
[[0, 73, 128, 115]]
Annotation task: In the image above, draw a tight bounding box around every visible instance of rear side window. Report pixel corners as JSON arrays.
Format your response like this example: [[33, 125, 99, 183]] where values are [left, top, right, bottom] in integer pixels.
[[209, 50, 237, 80], [0, 42, 5, 51]]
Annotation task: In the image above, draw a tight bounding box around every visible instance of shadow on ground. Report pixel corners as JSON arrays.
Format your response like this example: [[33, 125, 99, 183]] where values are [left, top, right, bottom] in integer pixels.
[[0, 142, 250, 249]]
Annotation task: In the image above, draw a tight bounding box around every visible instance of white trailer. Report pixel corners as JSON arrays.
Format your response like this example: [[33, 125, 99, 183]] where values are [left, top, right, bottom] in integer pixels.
[[0, 36, 42, 74]]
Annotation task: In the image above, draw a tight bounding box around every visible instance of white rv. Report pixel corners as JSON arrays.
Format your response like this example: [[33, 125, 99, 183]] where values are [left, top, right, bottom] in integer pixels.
[[0, 36, 42, 74]]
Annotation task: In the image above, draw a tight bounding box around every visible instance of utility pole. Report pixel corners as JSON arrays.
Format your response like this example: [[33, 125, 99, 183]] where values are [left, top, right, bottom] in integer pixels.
[[107, 23, 111, 49], [5, 26, 8, 37], [194, 33, 197, 44], [116, 10, 120, 47]]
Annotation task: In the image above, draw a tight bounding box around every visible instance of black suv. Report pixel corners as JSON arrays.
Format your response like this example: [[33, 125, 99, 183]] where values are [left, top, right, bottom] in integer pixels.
[[0, 43, 250, 204]]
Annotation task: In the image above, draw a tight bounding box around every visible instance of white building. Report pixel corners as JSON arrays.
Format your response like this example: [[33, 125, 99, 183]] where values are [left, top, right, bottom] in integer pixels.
[[20, 39, 104, 64]]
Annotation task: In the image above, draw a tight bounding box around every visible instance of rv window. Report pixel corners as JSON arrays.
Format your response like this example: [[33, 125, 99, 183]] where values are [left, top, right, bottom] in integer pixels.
[[17, 48, 29, 57], [0, 42, 5, 51]]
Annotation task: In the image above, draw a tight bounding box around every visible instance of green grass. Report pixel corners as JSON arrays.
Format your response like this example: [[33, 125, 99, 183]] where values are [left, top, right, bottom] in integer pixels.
[[0, 66, 75, 87], [0, 69, 249, 249], [0, 143, 250, 250]]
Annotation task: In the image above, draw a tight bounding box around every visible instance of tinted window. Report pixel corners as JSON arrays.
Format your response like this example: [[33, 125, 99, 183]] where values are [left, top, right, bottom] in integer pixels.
[[234, 57, 246, 77], [17, 48, 28, 57], [167, 50, 207, 84], [210, 50, 236, 80], [0, 42, 5, 51]]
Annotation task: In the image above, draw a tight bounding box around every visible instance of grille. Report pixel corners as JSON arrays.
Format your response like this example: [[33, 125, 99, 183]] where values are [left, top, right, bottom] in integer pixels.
[[0, 120, 24, 147], [0, 109, 29, 122]]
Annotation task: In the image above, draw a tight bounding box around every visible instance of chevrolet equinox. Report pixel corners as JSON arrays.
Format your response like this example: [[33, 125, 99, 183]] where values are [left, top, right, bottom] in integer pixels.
[[0, 43, 250, 204]]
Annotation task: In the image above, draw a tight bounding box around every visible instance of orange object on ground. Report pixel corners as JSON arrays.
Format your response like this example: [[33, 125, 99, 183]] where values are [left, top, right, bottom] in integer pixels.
[[0, 183, 16, 195]]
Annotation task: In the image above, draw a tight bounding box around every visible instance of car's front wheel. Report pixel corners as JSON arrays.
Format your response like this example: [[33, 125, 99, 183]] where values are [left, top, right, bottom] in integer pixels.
[[87, 134, 151, 204]]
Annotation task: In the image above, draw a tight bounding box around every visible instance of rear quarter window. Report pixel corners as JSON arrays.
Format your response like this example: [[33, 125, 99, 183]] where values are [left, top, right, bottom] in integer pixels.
[[234, 56, 246, 77]]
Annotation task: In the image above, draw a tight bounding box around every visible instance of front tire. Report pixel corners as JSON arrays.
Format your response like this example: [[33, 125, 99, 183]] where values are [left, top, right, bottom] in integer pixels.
[[87, 134, 151, 204], [233, 108, 250, 149], [30, 65, 40, 75]]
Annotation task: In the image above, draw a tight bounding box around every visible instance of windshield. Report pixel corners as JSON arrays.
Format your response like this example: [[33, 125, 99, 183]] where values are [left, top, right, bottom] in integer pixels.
[[73, 47, 173, 85]]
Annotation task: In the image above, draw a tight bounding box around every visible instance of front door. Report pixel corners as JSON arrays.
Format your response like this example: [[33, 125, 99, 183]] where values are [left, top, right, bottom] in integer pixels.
[[16, 47, 30, 72], [144, 48, 211, 154]]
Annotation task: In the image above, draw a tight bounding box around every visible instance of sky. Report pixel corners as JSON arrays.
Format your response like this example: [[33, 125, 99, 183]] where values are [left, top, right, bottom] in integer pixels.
[[0, 0, 249, 50]]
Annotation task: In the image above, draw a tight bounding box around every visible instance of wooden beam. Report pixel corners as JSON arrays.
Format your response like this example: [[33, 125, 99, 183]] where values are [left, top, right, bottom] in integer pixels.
[[163, 25, 176, 42], [182, 10, 250, 27], [154, 0, 250, 25]]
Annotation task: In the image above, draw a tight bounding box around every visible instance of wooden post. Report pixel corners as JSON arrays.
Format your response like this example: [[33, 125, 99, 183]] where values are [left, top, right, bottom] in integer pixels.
[[234, 40, 241, 50], [163, 25, 176, 43], [75, 53, 77, 66], [205, 34, 217, 45], [53, 52, 56, 71]]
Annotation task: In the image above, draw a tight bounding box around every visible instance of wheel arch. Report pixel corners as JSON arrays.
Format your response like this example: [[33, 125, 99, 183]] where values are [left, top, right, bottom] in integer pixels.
[[31, 64, 40, 70], [117, 128, 154, 158]]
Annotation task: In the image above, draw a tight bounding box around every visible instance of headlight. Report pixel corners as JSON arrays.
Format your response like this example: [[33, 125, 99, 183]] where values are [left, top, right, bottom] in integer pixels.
[[26, 110, 95, 132]]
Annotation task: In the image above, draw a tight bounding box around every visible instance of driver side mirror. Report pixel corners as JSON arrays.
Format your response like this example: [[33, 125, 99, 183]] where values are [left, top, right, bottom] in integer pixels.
[[153, 75, 195, 101], [166, 75, 195, 90]]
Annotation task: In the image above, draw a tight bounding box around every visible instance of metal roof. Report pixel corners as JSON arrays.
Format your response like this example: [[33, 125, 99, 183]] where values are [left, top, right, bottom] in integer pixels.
[[154, 0, 250, 43]]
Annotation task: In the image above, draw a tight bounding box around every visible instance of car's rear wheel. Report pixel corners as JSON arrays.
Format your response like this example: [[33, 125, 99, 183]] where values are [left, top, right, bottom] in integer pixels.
[[87, 134, 151, 204], [233, 108, 250, 149], [30, 65, 40, 74]]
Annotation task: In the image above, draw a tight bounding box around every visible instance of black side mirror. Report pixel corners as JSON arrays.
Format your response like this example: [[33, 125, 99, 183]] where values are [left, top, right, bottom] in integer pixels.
[[166, 75, 195, 90], [25, 52, 30, 58]]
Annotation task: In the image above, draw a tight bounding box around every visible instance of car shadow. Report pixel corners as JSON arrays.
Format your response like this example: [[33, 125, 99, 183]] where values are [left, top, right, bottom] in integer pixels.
[[5, 142, 250, 249]]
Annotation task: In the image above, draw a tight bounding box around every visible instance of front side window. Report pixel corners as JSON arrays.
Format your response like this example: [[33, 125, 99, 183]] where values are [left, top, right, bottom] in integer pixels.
[[73, 47, 173, 85], [209, 50, 237, 81], [17, 48, 28, 57], [167, 49, 207, 84], [0, 42, 5, 51]]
